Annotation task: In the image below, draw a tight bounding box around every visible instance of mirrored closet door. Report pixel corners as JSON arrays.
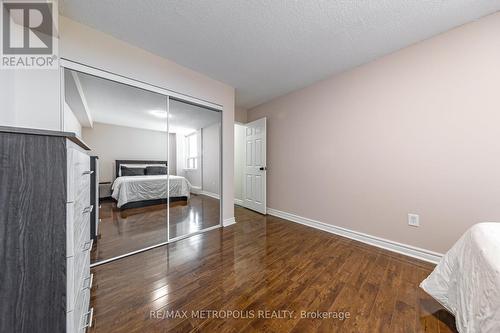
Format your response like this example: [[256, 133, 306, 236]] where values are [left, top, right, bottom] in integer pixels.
[[64, 68, 169, 264], [63, 64, 222, 266], [167, 98, 222, 240]]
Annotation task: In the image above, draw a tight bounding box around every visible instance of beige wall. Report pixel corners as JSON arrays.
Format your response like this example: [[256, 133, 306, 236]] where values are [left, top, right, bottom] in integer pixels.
[[234, 124, 246, 201], [248, 12, 500, 253], [202, 123, 221, 195], [82, 122, 176, 183], [0, 70, 60, 131], [60, 17, 235, 223], [235, 106, 248, 123]]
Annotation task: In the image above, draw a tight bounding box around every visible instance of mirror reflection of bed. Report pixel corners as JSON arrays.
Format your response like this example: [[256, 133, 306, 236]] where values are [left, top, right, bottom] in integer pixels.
[[65, 68, 221, 264]]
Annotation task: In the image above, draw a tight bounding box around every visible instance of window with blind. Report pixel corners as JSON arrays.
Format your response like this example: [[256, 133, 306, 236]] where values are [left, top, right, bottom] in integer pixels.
[[186, 132, 198, 169]]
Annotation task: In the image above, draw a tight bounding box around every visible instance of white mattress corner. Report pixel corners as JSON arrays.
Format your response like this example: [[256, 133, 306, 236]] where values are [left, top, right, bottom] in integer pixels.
[[420, 222, 500, 333]]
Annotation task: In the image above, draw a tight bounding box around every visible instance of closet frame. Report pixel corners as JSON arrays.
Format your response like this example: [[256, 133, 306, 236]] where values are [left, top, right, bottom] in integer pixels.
[[60, 58, 224, 267]]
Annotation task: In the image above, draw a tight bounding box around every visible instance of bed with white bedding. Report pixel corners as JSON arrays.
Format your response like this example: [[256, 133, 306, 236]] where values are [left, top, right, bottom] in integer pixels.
[[112, 174, 191, 208], [111, 160, 192, 209], [420, 222, 500, 333]]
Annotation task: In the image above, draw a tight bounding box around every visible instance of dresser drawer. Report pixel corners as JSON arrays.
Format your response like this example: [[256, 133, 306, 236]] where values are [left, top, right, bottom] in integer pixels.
[[67, 201, 92, 258], [67, 246, 91, 313], [67, 213, 91, 313], [67, 143, 91, 204], [76, 287, 91, 333], [67, 287, 91, 333], [66, 140, 92, 332], [74, 201, 92, 252], [73, 234, 91, 308], [74, 176, 91, 208]]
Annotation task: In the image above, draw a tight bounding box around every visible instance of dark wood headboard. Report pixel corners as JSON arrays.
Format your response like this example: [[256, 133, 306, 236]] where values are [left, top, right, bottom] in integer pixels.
[[115, 160, 167, 178]]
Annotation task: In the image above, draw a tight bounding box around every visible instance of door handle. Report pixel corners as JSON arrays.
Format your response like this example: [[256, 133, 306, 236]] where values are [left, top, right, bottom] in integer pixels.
[[259, 166, 267, 171]]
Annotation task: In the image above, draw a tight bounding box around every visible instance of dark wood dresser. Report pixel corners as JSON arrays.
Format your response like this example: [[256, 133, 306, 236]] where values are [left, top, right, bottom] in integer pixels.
[[0, 126, 93, 333]]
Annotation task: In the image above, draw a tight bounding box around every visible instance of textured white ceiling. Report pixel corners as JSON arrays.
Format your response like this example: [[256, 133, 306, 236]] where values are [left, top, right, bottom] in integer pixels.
[[60, 0, 500, 109], [69, 70, 220, 133]]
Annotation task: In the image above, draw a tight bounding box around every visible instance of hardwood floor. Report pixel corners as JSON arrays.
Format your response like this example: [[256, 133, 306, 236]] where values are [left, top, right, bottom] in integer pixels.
[[91, 194, 220, 262], [89, 206, 457, 333]]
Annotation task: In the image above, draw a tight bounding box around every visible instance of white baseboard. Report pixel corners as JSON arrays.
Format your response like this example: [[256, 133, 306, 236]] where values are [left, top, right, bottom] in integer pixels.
[[234, 198, 244, 206], [223, 217, 236, 227], [190, 186, 202, 195], [267, 208, 443, 264], [200, 191, 220, 200]]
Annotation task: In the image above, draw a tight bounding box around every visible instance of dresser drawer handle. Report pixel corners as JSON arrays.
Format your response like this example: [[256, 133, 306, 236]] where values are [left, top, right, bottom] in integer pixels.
[[83, 205, 94, 214], [82, 307, 94, 329], [82, 170, 94, 175], [82, 239, 93, 252], [84, 274, 94, 290]]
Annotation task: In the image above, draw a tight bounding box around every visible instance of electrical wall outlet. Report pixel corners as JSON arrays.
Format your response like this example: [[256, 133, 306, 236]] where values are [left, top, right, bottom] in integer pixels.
[[408, 213, 420, 227]]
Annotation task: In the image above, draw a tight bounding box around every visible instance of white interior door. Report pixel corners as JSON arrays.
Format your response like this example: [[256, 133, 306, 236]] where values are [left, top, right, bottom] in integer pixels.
[[243, 117, 267, 214]]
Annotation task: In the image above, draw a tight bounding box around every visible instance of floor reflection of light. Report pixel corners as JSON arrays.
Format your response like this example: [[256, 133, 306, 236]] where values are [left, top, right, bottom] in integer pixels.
[[148, 277, 170, 310], [167, 196, 219, 261], [168, 234, 203, 265], [175, 208, 202, 235], [188, 209, 199, 233], [151, 282, 169, 302]]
